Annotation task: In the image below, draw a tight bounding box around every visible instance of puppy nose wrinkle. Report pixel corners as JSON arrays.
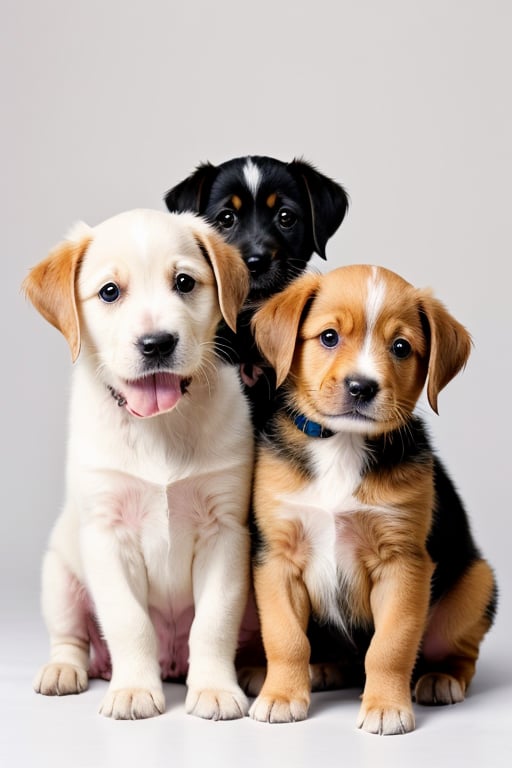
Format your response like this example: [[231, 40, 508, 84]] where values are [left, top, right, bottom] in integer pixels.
[[139, 332, 177, 359]]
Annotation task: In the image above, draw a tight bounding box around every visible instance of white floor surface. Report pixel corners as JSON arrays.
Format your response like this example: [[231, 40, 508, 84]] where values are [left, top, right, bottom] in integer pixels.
[[2, 604, 510, 768]]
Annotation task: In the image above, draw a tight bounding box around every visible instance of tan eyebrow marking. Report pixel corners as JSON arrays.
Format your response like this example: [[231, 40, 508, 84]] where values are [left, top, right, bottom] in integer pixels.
[[266, 193, 277, 208], [231, 195, 242, 210]]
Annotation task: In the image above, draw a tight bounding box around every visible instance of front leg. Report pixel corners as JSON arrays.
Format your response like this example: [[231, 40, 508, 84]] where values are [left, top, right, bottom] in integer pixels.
[[34, 549, 90, 696], [358, 554, 433, 735], [249, 551, 312, 723], [185, 518, 250, 720], [81, 523, 164, 720]]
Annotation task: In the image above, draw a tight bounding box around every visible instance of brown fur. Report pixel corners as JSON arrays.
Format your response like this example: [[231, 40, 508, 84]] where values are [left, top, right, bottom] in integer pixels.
[[248, 265, 494, 734], [22, 235, 91, 362]]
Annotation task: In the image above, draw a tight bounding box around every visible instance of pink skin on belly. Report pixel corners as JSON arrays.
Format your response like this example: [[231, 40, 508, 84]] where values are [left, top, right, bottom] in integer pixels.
[[67, 575, 263, 681], [420, 601, 454, 662]]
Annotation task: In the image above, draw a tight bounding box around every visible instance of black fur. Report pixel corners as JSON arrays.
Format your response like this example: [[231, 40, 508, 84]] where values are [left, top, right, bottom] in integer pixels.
[[254, 400, 496, 686], [366, 422, 494, 611], [164, 156, 348, 427]]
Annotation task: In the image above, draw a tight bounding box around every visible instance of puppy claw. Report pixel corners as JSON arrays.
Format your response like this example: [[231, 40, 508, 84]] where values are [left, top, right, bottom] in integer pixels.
[[357, 704, 415, 735], [185, 687, 248, 720], [414, 673, 465, 706], [99, 688, 165, 720], [34, 663, 88, 696], [249, 694, 309, 723]]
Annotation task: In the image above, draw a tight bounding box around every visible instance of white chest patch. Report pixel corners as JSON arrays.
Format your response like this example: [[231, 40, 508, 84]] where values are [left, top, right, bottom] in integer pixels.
[[243, 159, 262, 197], [276, 434, 369, 628]]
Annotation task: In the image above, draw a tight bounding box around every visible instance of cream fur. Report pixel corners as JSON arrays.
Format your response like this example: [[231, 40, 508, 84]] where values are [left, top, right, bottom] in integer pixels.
[[25, 210, 253, 720]]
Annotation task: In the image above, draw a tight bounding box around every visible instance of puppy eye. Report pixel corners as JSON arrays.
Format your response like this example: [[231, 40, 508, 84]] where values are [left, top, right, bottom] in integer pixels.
[[98, 282, 121, 303], [277, 208, 297, 229], [320, 329, 340, 348], [391, 338, 412, 359], [217, 209, 236, 229], [175, 273, 196, 294]]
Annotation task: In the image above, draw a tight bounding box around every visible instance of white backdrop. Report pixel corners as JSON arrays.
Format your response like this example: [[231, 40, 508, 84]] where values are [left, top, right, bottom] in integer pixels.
[[2, 2, 511, 766]]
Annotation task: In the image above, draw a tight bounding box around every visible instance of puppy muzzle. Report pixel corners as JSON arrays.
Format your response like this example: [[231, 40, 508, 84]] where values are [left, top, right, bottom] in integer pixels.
[[108, 332, 191, 419]]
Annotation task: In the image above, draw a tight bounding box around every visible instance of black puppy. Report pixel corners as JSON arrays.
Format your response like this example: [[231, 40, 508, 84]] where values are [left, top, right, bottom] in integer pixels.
[[165, 155, 349, 426]]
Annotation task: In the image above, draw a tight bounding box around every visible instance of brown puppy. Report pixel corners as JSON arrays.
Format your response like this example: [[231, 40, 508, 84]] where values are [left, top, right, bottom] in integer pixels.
[[248, 265, 496, 734]]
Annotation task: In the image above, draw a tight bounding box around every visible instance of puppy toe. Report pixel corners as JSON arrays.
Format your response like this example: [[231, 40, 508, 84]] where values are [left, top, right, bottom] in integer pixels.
[[237, 666, 266, 696], [357, 704, 415, 735], [249, 693, 309, 723], [185, 687, 248, 720], [414, 673, 465, 706], [34, 663, 88, 696], [99, 688, 165, 720]]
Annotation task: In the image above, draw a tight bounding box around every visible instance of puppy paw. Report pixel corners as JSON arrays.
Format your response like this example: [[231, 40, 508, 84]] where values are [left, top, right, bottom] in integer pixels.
[[249, 693, 309, 723], [185, 687, 248, 720], [357, 703, 415, 735], [34, 663, 88, 696], [414, 673, 465, 706], [237, 666, 266, 697], [99, 688, 165, 720], [310, 661, 363, 691]]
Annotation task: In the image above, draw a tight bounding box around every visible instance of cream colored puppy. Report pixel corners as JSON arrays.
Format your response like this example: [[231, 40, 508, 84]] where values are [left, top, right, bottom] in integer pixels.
[[23, 210, 254, 720]]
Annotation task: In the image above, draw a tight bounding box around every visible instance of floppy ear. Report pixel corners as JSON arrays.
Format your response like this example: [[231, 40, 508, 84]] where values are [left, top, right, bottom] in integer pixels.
[[288, 159, 349, 259], [193, 223, 249, 332], [418, 292, 472, 414], [22, 231, 91, 362], [164, 162, 219, 213], [251, 272, 321, 387]]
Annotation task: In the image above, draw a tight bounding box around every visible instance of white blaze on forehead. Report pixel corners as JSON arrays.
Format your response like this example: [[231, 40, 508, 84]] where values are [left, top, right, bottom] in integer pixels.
[[365, 266, 386, 331], [357, 266, 387, 377], [243, 158, 262, 197]]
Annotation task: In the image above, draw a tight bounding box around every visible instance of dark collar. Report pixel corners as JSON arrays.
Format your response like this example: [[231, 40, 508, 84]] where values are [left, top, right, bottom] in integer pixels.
[[107, 384, 127, 407], [293, 413, 334, 439]]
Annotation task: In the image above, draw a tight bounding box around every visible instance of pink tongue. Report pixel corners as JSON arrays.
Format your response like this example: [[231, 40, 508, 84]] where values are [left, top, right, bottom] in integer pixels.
[[122, 373, 184, 418]]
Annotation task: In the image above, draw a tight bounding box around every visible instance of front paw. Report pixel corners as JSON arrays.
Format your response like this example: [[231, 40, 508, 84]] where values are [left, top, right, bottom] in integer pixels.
[[185, 686, 248, 720], [414, 673, 465, 705], [99, 687, 165, 720], [34, 663, 88, 696], [249, 692, 310, 723], [357, 702, 415, 735]]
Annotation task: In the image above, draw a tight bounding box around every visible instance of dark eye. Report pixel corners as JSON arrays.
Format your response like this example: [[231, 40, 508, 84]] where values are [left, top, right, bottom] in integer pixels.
[[277, 208, 297, 229], [176, 273, 196, 294], [216, 209, 236, 229], [391, 338, 412, 359], [98, 282, 120, 303], [320, 329, 340, 348]]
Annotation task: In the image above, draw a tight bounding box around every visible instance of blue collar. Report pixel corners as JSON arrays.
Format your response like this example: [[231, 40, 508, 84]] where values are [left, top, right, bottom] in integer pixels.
[[293, 413, 334, 439]]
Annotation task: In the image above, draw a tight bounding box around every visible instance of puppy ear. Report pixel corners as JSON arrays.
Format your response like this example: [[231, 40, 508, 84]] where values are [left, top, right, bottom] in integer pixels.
[[193, 223, 249, 332], [164, 162, 219, 213], [419, 292, 472, 414], [251, 273, 320, 387], [22, 230, 91, 362], [288, 159, 349, 259]]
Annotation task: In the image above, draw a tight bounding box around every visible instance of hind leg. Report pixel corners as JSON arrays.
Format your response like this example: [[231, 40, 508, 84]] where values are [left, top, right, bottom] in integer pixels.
[[34, 550, 90, 695], [415, 559, 496, 705]]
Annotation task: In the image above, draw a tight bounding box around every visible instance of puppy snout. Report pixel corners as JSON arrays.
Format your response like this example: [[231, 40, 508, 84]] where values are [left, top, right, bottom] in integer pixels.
[[345, 376, 379, 403], [138, 332, 177, 361], [246, 252, 271, 276]]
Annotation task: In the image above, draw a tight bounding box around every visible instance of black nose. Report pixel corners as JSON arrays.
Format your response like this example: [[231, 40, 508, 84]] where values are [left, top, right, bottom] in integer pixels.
[[345, 376, 379, 403], [138, 332, 177, 360], [246, 253, 271, 277]]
